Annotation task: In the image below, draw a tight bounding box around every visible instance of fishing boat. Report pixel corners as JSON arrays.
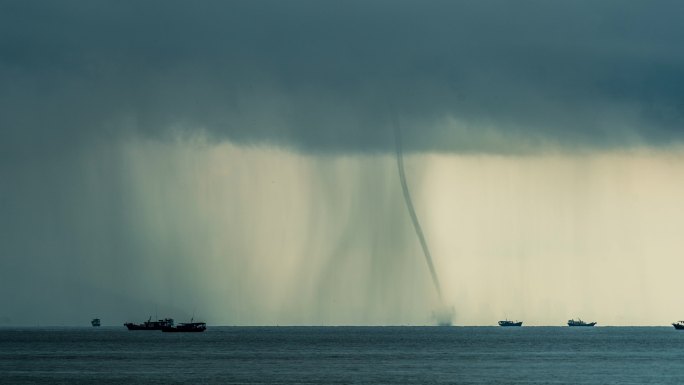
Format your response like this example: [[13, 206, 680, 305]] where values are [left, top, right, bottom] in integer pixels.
[[567, 318, 596, 327], [161, 320, 206, 333], [498, 319, 523, 327], [91, 318, 101, 327], [124, 317, 174, 330], [672, 321, 684, 330]]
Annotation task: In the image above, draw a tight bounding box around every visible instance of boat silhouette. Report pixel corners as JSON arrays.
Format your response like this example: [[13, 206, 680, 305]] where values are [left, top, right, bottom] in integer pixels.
[[567, 318, 596, 327], [161, 318, 206, 333], [498, 319, 523, 327], [124, 317, 174, 330]]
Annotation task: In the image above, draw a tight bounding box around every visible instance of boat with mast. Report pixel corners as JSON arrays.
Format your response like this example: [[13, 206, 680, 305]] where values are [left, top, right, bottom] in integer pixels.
[[124, 317, 174, 330], [161, 318, 206, 333], [567, 318, 596, 327], [498, 319, 523, 327]]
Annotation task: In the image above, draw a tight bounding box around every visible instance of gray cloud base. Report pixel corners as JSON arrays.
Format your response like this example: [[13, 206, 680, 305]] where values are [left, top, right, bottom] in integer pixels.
[[2, 0, 684, 157]]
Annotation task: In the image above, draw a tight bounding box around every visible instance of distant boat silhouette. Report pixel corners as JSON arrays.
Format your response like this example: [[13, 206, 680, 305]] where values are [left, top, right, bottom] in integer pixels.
[[568, 318, 596, 327], [498, 319, 523, 327], [672, 321, 684, 330], [124, 317, 174, 330], [161, 318, 206, 333], [91, 318, 100, 327]]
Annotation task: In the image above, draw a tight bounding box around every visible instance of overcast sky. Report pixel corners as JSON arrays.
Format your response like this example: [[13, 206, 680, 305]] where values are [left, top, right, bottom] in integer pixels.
[[2, 1, 684, 325], [3, 0, 684, 157]]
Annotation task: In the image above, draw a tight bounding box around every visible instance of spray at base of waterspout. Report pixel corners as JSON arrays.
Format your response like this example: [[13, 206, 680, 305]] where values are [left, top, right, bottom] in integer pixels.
[[433, 306, 455, 326]]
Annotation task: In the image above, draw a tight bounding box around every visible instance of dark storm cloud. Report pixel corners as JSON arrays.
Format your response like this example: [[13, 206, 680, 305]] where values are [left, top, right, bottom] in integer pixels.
[[2, 0, 684, 156]]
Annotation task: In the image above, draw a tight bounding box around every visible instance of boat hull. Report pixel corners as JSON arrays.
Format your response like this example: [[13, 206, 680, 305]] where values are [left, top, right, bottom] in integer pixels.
[[125, 324, 164, 331], [498, 321, 523, 327], [161, 322, 207, 333], [568, 322, 596, 327], [673, 323, 684, 330]]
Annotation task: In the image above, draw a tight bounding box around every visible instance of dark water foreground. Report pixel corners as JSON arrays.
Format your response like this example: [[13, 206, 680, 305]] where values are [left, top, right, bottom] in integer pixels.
[[1, 326, 683, 384]]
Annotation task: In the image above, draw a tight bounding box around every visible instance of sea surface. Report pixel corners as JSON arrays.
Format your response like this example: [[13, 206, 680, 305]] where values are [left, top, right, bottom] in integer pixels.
[[1, 326, 683, 384]]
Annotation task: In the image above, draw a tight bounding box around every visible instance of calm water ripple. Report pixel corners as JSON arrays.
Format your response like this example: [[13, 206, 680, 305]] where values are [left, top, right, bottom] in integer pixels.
[[1, 326, 683, 384]]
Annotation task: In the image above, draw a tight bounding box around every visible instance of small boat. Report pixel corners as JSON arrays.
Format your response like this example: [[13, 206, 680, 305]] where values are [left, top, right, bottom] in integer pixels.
[[124, 317, 174, 330], [568, 318, 596, 327], [162, 320, 206, 333], [672, 321, 684, 330], [91, 318, 101, 327], [498, 319, 523, 327]]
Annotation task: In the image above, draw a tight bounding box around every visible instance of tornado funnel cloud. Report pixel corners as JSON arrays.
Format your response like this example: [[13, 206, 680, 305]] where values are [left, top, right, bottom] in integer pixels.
[[392, 117, 444, 302]]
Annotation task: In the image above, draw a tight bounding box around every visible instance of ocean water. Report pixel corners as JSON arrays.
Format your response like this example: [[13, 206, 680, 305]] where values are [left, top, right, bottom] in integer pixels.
[[1, 326, 683, 384]]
